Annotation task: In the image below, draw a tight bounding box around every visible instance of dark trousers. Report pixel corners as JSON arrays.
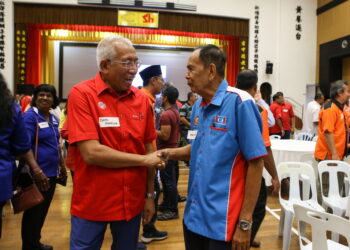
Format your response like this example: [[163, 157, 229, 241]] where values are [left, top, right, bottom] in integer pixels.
[[70, 214, 141, 250], [160, 160, 178, 213], [251, 178, 267, 244], [143, 170, 160, 233], [0, 201, 5, 238], [271, 131, 291, 139], [21, 177, 56, 250], [183, 222, 231, 250]]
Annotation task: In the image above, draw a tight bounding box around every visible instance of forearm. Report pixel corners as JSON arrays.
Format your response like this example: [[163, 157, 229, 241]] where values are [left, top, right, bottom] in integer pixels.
[[77, 140, 154, 168], [167, 144, 191, 161], [180, 117, 191, 128], [263, 147, 277, 179], [324, 132, 338, 156], [276, 118, 283, 131], [145, 143, 155, 193], [238, 157, 263, 221], [20, 150, 42, 174]]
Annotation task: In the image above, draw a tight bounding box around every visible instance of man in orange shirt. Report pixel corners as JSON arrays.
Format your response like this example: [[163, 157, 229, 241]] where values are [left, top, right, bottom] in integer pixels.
[[315, 80, 350, 161], [236, 69, 279, 248], [139, 65, 168, 244]]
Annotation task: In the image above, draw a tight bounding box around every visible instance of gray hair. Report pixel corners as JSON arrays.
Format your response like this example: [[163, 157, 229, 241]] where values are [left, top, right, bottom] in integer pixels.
[[96, 35, 133, 70], [330, 80, 348, 99]]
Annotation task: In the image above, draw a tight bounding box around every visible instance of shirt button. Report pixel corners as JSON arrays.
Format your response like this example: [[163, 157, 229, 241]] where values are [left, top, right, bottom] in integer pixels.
[[202, 132, 205, 136], [194, 184, 198, 187], [199, 149, 203, 153], [204, 115, 207, 118]]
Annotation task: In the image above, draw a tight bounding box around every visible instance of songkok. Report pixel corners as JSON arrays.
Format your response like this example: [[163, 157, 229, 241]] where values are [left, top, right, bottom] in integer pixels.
[[139, 65, 162, 81]]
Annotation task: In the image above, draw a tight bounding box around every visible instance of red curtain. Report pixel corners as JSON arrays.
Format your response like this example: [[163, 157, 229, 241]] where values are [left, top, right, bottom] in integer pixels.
[[26, 26, 42, 86], [25, 23, 240, 85]]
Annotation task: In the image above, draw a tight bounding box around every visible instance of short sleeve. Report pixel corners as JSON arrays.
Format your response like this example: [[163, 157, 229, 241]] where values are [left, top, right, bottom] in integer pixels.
[[10, 104, 31, 155], [312, 106, 320, 123], [237, 99, 267, 160], [160, 111, 171, 126], [321, 108, 336, 133], [289, 105, 295, 117], [23, 109, 37, 146], [68, 86, 99, 144]]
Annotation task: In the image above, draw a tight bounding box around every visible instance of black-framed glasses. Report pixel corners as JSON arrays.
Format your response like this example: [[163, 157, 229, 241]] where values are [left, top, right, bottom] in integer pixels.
[[107, 59, 141, 69]]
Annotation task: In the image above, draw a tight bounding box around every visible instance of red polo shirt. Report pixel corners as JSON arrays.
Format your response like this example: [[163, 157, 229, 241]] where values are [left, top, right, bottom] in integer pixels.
[[280, 102, 294, 130], [269, 101, 283, 134], [68, 73, 156, 221]]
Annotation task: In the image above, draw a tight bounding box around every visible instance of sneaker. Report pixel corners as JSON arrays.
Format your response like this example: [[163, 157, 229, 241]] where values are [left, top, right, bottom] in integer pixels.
[[141, 230, 168, 243], [157, 211, 179, 221], [137, 242, 147, 250], [178, 196, 187, 202]]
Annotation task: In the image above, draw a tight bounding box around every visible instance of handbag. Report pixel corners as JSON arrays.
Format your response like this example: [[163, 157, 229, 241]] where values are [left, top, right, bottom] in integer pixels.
[[12, 121, 44, 214]]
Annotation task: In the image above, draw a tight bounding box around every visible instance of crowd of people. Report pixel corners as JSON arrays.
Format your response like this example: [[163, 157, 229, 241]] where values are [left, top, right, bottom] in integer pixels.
[[0, 34, 349, 250]]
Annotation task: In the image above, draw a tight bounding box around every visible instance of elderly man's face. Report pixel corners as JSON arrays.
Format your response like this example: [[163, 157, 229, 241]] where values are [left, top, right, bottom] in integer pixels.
[[338, 84, 350, 104], [102, 42, 138, 94], [185, 49, 210, 96]]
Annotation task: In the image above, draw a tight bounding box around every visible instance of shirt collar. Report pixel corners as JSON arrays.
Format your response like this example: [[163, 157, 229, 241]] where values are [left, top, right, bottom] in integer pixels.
[[141, 88, 156, 104], [209, 79, 228, 107], [95, 72, 136, 98], [332, 99, 344, 110]]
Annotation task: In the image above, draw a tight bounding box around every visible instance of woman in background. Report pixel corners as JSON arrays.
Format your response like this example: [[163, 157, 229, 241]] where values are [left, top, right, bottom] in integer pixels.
[[22, 84, 66, 250], [0, 74, 49, 239]]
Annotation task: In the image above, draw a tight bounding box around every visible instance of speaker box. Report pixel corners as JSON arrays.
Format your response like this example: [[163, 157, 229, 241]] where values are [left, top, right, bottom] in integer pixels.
[[266, 62, 273, 74]]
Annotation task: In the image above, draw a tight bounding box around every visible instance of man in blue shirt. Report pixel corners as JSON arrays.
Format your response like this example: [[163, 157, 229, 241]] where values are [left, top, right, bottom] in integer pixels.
[[160, 45, 266, 250]]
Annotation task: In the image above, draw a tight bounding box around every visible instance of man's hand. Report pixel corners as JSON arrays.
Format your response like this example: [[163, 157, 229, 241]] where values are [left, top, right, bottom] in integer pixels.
[[332, 153, 340, 160], [231, 227, 251, 250], [142, 197, 155, 225], [157, 149, 169, 162], [271, 176, 280, 196], [143, 151, 167, 169], [281, 129, 285, 137]]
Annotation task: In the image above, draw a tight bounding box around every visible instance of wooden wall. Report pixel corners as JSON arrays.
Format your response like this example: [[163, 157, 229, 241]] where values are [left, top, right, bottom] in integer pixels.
[[14, 3, 249, 37], [316, 0, 350, 82], [343, 57, 350, 83]]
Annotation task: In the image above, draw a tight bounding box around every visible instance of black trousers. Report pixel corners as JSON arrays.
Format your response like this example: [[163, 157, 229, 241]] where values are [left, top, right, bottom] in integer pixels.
[[21, 177, 56, 250], [160, 160, 178, 213], [183, 222, 231, 250], [143, 170, 160, 233], [250, 178, 267, 244]]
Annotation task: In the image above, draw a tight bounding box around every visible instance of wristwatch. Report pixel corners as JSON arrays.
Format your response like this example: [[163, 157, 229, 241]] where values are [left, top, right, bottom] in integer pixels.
[[146, 192, 156, 199], [237, 220, 252, 231]]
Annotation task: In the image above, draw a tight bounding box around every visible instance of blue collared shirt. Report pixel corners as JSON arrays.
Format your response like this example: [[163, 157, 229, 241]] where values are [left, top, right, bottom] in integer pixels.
[[0, 103, 30, 202], [23, 107, 60, 177], [184, 80, 267, 242]]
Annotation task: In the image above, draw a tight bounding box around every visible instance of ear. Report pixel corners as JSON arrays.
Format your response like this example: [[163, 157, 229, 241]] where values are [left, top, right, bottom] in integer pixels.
[[208, 63, 217, 81], [100, 60, 109, 74]]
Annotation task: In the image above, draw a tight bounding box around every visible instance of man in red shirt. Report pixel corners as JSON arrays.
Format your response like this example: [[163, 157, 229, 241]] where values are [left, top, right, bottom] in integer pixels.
[[68, 35, 165, 250], [269, 92, 295, 139], [156, 85, 181, 221]]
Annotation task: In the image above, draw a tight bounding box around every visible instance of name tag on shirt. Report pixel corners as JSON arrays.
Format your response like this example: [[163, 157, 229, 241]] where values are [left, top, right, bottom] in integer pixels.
[[283, 109, 288, 112], [99, 117, 120, 128], [38, 122, 49, 129], [187, 130, 198, 140]]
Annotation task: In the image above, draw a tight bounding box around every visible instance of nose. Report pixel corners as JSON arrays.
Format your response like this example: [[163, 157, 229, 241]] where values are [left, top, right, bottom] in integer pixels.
[[185, 71, 190, 79]]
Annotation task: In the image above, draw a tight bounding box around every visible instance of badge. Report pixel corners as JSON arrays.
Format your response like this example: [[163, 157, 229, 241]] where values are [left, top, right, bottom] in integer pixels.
[[38, 122, 49, 128], [187, 130, 198, 140], [98, 102, 107, 110], [99, 117, 120, 127]]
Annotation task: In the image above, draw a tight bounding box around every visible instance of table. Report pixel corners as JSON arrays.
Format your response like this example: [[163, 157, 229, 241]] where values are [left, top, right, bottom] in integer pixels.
[[263, 139, 316, 185]]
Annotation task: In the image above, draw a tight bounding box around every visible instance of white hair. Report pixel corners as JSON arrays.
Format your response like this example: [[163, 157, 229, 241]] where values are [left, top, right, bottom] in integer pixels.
[[96, 35, 133, 70]]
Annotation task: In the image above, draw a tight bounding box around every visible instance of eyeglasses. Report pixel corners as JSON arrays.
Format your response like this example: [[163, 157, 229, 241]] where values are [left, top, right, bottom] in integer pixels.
[[107, 59, 141, 69]]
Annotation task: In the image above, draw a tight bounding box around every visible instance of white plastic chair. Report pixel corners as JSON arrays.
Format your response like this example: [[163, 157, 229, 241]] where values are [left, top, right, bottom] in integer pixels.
[[312, 135, 318, 142], [318, 160, 350, 217], [277, 162, 324, 250], [318, 160, 350, 241], [299, 153, 319, 201], [294, 204, 350, 250], [295, 132, 314, 141], [270, 134, 281, 140]]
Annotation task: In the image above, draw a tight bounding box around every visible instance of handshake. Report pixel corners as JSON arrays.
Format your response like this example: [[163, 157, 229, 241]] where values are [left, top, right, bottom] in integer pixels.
[[144, 149, 170, 169]]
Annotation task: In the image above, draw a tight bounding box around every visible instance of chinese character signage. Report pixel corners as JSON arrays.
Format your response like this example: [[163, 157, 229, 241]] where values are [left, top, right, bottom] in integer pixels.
[[253, 5, 259, 73], [118, 10, 159, 28], [240, 39, 248, 71], [0, 0, 5, 69], [296, 6, 302, 40]]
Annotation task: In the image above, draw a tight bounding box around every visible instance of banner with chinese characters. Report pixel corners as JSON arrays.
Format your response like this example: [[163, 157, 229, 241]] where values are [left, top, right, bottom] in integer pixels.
[[240, 38, 248, 71], [16, 30, 26, 83], [0, 0, 5, 69], [118, 10, 159, 28]]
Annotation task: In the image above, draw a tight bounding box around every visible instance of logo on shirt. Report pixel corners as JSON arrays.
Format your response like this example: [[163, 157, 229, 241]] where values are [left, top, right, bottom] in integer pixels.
[[194, 116, 199, 126], [98, 101, 106, 110], [214, 115, 227, 125]]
